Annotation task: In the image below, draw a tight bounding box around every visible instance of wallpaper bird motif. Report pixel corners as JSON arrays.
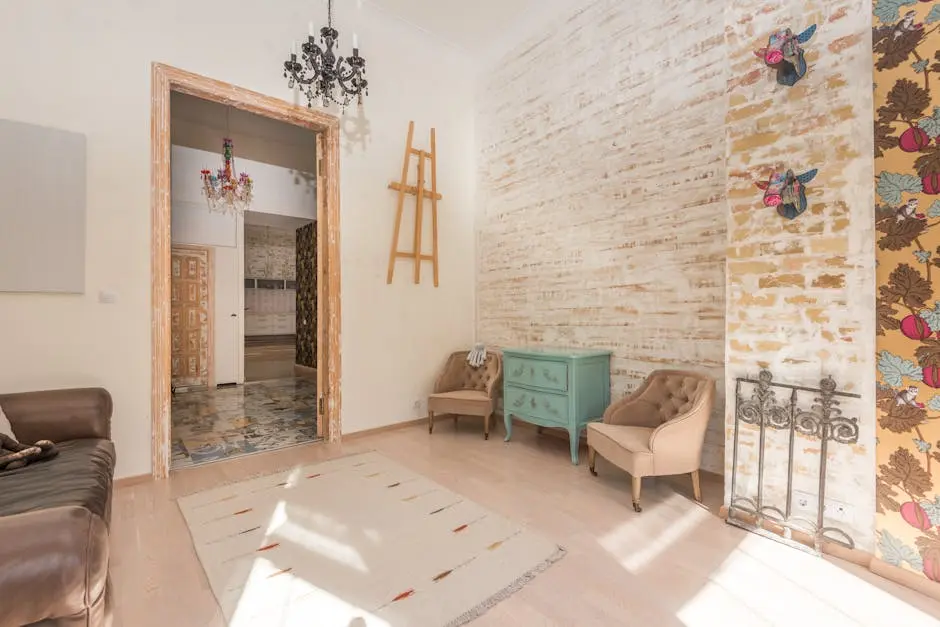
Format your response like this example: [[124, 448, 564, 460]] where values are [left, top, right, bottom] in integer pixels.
[[874, 0, 940, 583]]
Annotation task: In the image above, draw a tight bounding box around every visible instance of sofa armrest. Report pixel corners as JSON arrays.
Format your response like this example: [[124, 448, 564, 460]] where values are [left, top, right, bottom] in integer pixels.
[[0, 506, 109, 627], [0, 388, 112, 443]]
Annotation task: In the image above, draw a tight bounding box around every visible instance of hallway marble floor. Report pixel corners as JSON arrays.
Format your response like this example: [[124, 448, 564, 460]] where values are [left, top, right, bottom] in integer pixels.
[[170, 377, 320, 469]]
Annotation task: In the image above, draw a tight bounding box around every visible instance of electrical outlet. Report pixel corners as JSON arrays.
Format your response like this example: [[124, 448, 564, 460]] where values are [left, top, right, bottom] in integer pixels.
[[413, 399, 424, 413], [826, 500, 855, 524], [794, 492, 812, 509], [791, 490, 855, 524]]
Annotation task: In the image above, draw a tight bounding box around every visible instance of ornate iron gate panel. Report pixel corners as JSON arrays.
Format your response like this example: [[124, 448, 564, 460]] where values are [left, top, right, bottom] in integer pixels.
[[727, 369, 861, 555]]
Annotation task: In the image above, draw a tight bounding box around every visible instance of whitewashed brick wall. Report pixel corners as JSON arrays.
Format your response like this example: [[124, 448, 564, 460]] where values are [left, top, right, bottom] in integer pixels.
[[475, 0, 728, 472], [723, 0, 875, 549]]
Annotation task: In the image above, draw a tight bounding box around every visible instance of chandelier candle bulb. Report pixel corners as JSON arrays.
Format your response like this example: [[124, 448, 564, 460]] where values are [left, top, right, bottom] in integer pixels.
[[353, 33, 358, 48], [308, 21, 314, 36]]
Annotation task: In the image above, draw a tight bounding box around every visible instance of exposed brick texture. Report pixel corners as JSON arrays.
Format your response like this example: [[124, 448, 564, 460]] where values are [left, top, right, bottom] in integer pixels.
[[724, 2, 875, 548], [475, 0, 728, 472], [476, 0, 876, 548]]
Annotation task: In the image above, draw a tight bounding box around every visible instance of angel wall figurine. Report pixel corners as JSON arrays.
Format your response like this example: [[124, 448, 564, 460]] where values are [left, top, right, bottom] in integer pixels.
[[755, 168, 818, 220], [754, 25, 817, 87]]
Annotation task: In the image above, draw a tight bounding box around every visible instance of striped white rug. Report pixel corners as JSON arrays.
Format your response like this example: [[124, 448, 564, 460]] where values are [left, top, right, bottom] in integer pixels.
[[178, 451, 565, 626]]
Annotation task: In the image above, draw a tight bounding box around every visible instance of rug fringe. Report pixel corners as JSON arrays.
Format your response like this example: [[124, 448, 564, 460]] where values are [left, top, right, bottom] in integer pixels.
[[442, 545, 567, 627]]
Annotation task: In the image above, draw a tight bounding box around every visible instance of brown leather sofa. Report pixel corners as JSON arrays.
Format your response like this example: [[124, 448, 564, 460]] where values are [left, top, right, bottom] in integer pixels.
[[0, 388, 115, 627]]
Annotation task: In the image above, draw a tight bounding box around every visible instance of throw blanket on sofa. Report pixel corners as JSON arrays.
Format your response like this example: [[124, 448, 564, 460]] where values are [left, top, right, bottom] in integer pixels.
[[0, 433, 58, 472]]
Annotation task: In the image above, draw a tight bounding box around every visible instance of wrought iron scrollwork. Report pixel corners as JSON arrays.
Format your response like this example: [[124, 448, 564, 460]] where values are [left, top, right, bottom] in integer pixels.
[[727, 367, 861, 556], [737, 370, 792, 429]]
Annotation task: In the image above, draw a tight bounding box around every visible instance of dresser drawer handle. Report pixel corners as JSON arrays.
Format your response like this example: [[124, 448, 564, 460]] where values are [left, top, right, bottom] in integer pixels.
[[544, 401, 560, 416], [542, 368, 560, 384], [512, 394, 527, 408], [511, 363, 525, 377]]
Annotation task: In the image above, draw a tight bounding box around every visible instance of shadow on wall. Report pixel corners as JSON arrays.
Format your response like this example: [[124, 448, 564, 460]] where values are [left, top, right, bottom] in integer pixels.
[[342, 105, 372, 156]]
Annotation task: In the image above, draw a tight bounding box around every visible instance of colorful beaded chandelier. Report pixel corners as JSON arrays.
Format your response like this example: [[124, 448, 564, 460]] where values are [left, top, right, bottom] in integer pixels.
[[199, 138, 253, 214]]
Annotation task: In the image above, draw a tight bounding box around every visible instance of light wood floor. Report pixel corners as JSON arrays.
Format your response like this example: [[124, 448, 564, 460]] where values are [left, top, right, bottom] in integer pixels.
[[111, 421, 940, 626]]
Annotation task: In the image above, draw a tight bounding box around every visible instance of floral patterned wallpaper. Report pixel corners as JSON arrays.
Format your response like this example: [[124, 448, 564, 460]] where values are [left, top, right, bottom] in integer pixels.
[[296, 222, 316, 368], [874, 0, 940, 583]]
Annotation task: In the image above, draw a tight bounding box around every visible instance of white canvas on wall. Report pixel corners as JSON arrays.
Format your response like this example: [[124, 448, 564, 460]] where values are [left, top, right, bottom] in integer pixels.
[[0, 119, 86, 294]]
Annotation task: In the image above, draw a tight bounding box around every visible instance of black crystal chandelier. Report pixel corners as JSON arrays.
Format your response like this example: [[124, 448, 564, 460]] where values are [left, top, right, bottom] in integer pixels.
[[283, 0, 368, 109]]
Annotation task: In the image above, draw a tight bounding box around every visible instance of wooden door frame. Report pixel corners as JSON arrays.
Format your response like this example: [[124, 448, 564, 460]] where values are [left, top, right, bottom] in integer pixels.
[[151, 63, 342, 479], [170, 244, 214, 390]]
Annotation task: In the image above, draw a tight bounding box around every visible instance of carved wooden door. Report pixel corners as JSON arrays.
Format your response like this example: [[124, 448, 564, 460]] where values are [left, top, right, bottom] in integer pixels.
[[171, 246, 211, 389]]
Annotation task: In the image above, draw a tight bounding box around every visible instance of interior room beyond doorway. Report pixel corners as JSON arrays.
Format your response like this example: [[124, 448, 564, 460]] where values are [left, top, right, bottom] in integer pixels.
[[167, 90, 320, 470]]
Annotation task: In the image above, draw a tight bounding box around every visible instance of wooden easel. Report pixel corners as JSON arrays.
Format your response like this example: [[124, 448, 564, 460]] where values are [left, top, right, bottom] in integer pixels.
[[387, 121, 442, 286]]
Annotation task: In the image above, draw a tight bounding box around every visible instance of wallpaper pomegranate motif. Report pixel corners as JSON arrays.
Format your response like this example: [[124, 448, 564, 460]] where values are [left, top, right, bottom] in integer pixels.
[[874, 0, 940, 582]]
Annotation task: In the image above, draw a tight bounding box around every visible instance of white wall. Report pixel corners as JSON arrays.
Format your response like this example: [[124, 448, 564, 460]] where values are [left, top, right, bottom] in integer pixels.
[[0, 0, 477, 478]]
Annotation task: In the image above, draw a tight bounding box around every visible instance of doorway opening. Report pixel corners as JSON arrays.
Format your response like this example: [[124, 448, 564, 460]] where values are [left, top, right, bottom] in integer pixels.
[[166, 91, 322, 469], [151, 64, 341, 479]]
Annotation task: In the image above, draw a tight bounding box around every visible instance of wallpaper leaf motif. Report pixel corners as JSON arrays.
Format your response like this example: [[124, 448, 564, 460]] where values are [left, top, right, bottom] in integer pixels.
[[918, 108, 940, 138], [877, 213, 927, 250], [882, 447, 932, 498], [927, 5, 940, 23], [878, 529, 925, 571], [915, 145, 940, 178], [878, 475, 904, 513], [879, 300, 903, 336], [878, 351, 924, 386], [874, 0, 918, 24], [876, 30, 928, 71], [916, 338, 940, 367], [921, 496, 940, 525], [877, 172, 924, 204], [883, 263, 933, 309], [886, 79, 931, 122], [879, 402, 927, 433]]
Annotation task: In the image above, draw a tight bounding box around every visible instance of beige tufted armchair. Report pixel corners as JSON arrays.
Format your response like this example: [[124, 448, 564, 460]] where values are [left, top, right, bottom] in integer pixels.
[[586, 369, 715, 512], [428, 351, 503, 440]]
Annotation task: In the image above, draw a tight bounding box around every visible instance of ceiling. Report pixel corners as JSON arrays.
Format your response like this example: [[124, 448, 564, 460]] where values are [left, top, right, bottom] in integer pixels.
[[366, 0, 581, 66]]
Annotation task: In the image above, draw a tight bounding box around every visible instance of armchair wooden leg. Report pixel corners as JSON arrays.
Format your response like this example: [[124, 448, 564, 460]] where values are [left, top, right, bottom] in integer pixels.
[[632, 476, 642, 513], [588, 446, 597, 476], [691, 470, 702, 503], [428, 411, 435, 434], [484, 412, 491, 440], [454, 415, 458, 430]]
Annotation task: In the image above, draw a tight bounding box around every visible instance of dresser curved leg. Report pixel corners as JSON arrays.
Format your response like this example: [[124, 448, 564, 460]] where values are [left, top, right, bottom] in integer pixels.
[[503, 412, 512, 442], [568, 428, 580, 465]]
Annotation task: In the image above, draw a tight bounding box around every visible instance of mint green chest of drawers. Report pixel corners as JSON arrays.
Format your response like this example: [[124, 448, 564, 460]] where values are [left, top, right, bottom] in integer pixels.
[[502, 347, 612, 465]]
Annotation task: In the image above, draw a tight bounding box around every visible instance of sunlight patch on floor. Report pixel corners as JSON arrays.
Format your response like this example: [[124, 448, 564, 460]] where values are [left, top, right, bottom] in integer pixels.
[[599, 493, 710, 573], [268, 501, 370, 574], [230, 556, 389, 627], [677, 534, 940, 627]]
